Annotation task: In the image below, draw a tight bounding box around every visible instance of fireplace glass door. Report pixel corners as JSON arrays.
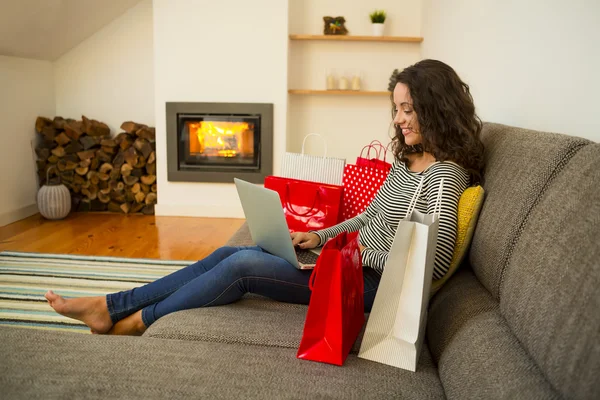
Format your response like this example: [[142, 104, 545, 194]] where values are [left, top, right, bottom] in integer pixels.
[[178, 114, 260, 171]]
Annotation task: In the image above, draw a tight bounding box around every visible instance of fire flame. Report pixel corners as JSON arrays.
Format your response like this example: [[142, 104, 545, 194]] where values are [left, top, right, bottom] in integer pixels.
[[188, 121, 252, 158]]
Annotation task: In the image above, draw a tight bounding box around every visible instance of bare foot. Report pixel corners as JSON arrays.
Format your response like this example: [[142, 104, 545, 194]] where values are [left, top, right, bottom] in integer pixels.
[[107, 310, 146, 336], [45, 290, 113, 334]]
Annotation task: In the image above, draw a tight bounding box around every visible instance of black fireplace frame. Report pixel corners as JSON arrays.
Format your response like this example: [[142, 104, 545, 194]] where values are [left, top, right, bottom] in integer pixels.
[[166, 102, 273, 183]]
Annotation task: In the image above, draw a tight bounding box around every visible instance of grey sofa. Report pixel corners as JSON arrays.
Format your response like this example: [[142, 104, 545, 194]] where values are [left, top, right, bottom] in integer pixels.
[[1, 123, 599, 399]]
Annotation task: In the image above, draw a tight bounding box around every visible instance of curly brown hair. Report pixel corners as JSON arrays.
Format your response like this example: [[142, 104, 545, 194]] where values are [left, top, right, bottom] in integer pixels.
[[390, 59, 485, 184]]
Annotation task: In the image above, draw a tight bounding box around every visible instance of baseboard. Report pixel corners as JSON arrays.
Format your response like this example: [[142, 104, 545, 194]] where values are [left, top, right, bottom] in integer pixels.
[[155, 203, 244, 218], [0, 204, 39, 227]]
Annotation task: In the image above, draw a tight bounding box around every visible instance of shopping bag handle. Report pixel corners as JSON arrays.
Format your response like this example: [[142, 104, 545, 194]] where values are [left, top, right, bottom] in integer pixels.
[[405, 177, 425, 218], [432, 178, 444, 222], [309, 263, 318, 291], [285, 183, 321, 217], [301, 133, 327, 157]]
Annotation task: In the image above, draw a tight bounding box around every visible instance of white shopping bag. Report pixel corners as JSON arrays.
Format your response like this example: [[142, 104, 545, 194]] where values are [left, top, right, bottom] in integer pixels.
[[280, 133, 346, 186], [358, 178, 444, 372]]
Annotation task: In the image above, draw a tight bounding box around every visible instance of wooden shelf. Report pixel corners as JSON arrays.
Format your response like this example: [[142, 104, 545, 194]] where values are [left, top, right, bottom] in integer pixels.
[[289, 34, 423, 43], [288, 89, 390, 96]]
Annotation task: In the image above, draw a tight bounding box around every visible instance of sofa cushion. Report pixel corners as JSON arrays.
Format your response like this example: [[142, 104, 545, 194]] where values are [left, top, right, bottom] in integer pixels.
[[498, 144, 600, 400], [431, 185, 485, 295], [427, 268, 558, 399], [469, 123, 589, 299], [0, 326, 445, 399], [144, 294, 371, 354]]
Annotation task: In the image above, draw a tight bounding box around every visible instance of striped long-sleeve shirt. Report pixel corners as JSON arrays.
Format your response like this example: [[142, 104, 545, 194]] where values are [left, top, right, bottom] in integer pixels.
[[313, 160, 470, 280]]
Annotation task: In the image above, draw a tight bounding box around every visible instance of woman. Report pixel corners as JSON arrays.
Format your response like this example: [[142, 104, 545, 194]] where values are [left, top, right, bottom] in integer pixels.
[[45, 59, 485, 336]]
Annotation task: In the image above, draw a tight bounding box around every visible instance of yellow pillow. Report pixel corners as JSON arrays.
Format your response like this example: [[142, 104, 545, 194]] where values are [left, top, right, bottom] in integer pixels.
[[431, 185, 485, 295]]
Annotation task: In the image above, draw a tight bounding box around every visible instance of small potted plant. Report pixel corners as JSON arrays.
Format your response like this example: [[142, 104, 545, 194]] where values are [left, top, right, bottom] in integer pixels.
[[369, 10, 387, 36]]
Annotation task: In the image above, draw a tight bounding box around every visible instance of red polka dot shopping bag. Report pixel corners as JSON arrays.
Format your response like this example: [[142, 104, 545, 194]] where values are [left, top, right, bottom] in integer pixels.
[[342, 141, 392, 220]]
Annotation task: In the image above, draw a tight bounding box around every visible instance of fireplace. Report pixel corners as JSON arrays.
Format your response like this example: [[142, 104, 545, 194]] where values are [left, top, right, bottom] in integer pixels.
[[166, 102, 273, 183]]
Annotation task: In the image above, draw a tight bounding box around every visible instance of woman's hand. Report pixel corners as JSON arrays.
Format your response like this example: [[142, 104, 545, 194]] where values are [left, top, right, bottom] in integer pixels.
[[290, 232, 320, 249]]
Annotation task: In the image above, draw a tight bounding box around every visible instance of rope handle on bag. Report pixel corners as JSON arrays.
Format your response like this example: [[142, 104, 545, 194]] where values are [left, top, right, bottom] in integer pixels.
[[309, 264, 318, 290], [284, 183, 321, 217], [301, 133, 327, 158], [405, 177, 425, 218], [46, 164, 58, 184], [359, 140, 393, 163], [432, 178, 445, 222]]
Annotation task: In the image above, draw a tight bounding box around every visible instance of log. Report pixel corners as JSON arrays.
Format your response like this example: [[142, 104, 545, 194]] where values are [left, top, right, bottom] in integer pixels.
[[64, 140, 84, 154], [109, 168, 121, 181], [145, 193, 157, 205], [111, 192, 126, 204], [82, 185, 98, 200], [102, 146, 116, 155], [147, 151, 156, 164], [82, 115, 110, 137], [123, 175, 139, 186], [51, 146, 66, 158], [77, 149, 96, 161], [87, 171, 100, 185], [120, 135, 135, 150], [114, 132, 128, 145], [54, 132, 71, 146], [151, 184, 157, 193], [121, 121, 143, 134], [35, 148, 50, 161], [99, 181, 109, 191], [53, 116, 67, 130], [35, 117, 53, 133], [131, 168, 144, 178], [79, 159, 91, 168], [126, 191, 135, 203], [95, 149, 112, 163], [123, 146, 138, 166], [48, 155, 59, 164], [75, 166, 89, 176], [41, 125, 58, 140], [146, 162, 156, 175], [73, 175, 86, 186], [136, 126, 155, 142], [121, 163, 133, 177], [140, 183, 150, 194], [131, 203, 145, 213], [108, 202, 123, 213], [141, 204, 155, 215], [80, 135, 102, 150], [57, 160, 78, 172], [101, 138, 117, 148], [108, 180, 119, 191], [64, 121, 85, 140], [90, 157, 100, 171], [64, 153, 79, 163], [141, 175, 156, 185], [116, 182, 125, 192], [98, 173, 110, 181], [112, 151, 125, 169], [81, 180, 91, 189], [120, 202, 131, 214], [131, 183, 141, 194], [133, 138, 152, 159], [97, 192, 111, 204], [134, 191, 146, 204], [133, 157, 146, 169], [99, 163, 113, 174]]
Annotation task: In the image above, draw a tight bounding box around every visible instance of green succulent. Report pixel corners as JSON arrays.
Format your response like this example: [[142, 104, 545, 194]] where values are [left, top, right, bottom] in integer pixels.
[[369, 10, 387, 24]]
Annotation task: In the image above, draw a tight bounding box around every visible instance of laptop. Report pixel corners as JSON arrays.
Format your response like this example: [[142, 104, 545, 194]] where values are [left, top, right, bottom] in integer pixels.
[[234, 178, 321, 269]]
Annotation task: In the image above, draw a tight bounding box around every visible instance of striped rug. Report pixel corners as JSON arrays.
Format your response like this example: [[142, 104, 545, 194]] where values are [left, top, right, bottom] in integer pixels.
[[0, 251, 190, 334]]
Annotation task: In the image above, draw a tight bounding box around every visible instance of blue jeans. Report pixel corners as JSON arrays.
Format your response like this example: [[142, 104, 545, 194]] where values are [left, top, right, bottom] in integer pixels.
[[106, 246, 382, 328]]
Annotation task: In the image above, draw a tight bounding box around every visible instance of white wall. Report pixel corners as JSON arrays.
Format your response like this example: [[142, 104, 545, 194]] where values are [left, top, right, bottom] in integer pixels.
[[422, 0, 600, 142], [287, 0, 422, 161], [153, 0, 289, 218], [54, 0, 154, 134], [0, 56, 55, 226]]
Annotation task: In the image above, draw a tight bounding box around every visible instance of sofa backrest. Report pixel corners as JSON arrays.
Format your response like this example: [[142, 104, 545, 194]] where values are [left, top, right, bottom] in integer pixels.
[[497, 142, 600, 399], [468, 123, 589, 299]]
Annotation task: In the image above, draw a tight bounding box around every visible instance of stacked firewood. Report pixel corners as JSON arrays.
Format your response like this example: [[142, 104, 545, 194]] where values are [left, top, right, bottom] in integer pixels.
[[35, 116, 157, 214]]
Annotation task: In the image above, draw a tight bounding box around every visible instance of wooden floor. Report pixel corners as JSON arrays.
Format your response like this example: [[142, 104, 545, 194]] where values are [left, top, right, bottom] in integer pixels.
[[0, 213, 246, 261]]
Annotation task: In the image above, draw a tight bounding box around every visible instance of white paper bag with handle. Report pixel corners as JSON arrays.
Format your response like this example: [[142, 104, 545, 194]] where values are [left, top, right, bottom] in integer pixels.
[[280, 133, 346, 186], [358, 178, 444, 372]]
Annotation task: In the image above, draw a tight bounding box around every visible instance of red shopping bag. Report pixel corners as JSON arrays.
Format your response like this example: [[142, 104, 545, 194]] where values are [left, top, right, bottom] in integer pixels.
[[297, 231, 365, 366], [342, 141, 393, 220], [264, 176, 344, 232], [355, 140, 392, 172]]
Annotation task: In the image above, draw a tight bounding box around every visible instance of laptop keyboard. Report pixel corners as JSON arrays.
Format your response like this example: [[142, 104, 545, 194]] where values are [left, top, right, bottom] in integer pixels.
[[295, 249, 319, 265]]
